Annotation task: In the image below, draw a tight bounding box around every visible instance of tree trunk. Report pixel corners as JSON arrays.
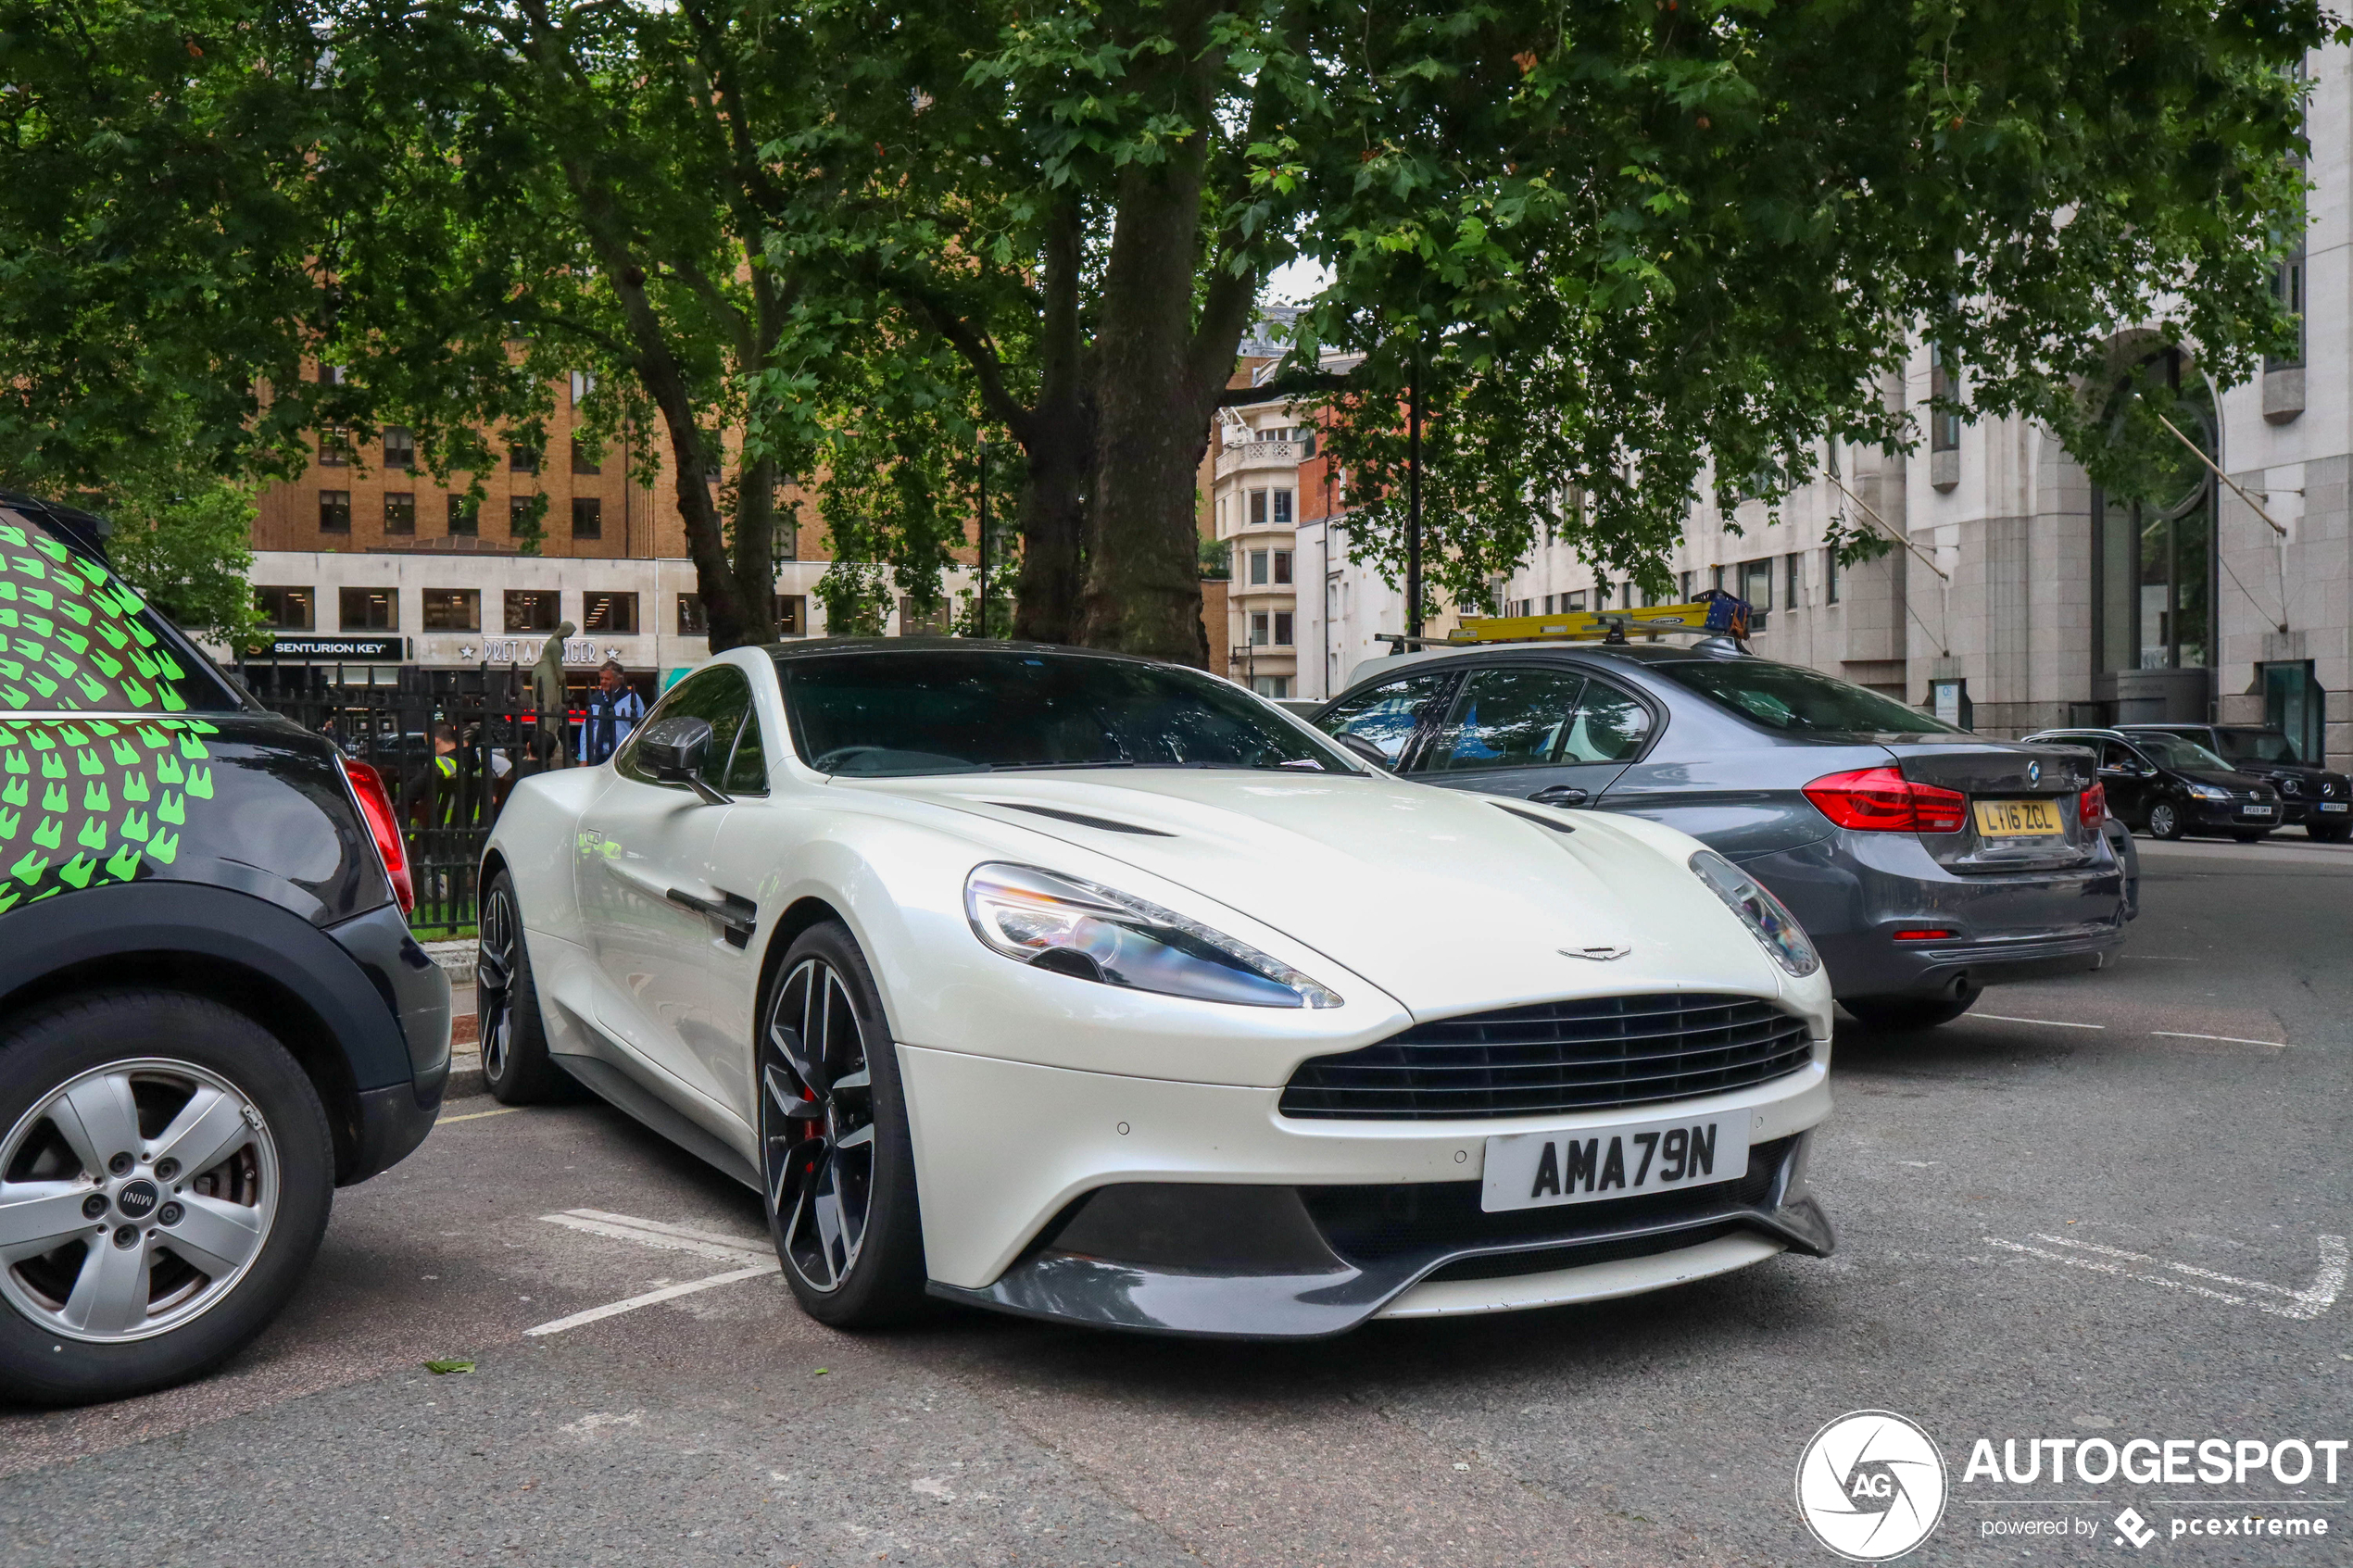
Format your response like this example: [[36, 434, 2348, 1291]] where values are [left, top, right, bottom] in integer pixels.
[[1012, 434, 1088, 643], [716, 450, 780, 651]]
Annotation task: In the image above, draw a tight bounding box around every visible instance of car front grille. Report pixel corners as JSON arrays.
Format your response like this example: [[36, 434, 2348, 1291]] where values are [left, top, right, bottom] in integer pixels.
[[1278, 994, 1815, 1121]]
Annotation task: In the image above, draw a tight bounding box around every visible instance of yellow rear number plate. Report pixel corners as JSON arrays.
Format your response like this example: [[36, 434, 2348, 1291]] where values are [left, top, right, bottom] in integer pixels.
[[1974, 797, 2064, 837]]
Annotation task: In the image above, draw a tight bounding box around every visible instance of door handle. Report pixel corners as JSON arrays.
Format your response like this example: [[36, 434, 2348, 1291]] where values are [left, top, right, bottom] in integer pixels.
[[666, 886, 759, 949], [1527, 784, 1590, 808]]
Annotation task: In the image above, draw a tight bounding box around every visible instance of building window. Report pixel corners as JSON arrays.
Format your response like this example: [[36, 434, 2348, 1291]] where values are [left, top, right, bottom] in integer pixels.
[[317, 429, 350, 468], [2092, 354, 2215, 674], [1929, 343, 1961, 452], [510, 445, 539, 474], [1567, 590, 1586, 611], [1249, 612, 1269, 646], [572, 438, 600, 475], [1595, 581, 1612, 608], [1711, 564, 1727, 594], [316, 364, 345, 385], [318, 491, 351, 533], [443, 495, 476, 536], [570, 370, 597, 406], [1274, 611, 1294, 646], [1249, 550, 1269, 585], [1249, 490, 1268, 526], [1679, 571, 1692, 600], [1785, 552, 1803, 608], [677, 593, 708, 635], [1272, 490, 1293, 525], [582, 591, 637, 633], [1253, 675, 1290, 698], [1740, 558, 1773, 611], [572, 496, 602, 539], [1273, 550, 1293, 585], [339, 586, 396, 631], [1824, 547, 1841, 604], [422, 589, 481, 632], [383, 427, 415, 470], [776, 595, 806, 636], [384, 493, 416, 535], [2270, 237, 2308, 371], [510, 495, 539, 536], [505, 590, 560, 633], [254, 586, 314, 631]]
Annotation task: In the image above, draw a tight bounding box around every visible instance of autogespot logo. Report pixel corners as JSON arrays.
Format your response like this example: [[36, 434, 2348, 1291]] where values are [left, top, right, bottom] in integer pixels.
[[1797, 1411, 1949, 1562]]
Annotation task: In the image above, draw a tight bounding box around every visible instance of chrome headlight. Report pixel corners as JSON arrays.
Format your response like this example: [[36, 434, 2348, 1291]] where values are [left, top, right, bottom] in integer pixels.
[[963, 862, 1342, 1009], [2188, 783, 2232, 802], [1689, 849, 1820, 978]]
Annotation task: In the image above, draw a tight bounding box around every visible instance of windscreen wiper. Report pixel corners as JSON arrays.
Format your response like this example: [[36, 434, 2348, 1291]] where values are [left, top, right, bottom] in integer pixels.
[[983, 760, 1138, 771]]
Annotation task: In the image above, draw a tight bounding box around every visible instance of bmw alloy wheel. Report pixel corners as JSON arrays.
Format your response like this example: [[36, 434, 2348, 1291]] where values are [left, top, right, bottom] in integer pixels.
[[759, 958, 875, 1294], [0, 1058, 278, 1343]]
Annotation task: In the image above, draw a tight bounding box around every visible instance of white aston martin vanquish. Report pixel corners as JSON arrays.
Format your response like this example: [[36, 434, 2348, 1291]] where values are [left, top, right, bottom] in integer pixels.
[[479, 641, 1835, 1336]]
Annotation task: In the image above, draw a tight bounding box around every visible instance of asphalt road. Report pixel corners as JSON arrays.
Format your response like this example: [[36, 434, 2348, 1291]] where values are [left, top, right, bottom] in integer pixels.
[[3, 835, 2348, 1567]]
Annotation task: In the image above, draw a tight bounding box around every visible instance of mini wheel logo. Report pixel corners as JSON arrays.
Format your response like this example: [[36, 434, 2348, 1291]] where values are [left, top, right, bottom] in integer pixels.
[[1794, 1411, 1946, 1561]]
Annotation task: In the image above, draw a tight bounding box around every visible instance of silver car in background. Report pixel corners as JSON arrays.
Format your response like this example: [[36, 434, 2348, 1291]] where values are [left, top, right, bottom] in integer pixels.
[[1312, 639, 2132, 1030]]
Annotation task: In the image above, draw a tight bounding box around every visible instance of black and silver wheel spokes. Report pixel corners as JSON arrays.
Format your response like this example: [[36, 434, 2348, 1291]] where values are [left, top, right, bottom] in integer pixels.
[[759, 959, 875, 1294], [478, 886, 517, 1081], [0, 1060, 278, 1343]]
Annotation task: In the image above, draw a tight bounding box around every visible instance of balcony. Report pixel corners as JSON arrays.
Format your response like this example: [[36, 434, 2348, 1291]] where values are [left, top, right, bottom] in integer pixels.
[[1214, 439, 1302, 480]]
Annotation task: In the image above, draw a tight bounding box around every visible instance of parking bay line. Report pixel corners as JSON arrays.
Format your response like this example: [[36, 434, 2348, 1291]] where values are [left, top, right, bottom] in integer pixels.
[[1986, 1233, 2347, 1321], [526, 1209, 779, 1336], [1969, 1013, 2106, 1030], [2150, 1030, 2288, 1048], [439, 1106, 523, 1124]]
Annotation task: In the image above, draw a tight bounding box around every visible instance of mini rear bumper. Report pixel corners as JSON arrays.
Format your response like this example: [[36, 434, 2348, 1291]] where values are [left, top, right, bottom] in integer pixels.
[[900, 1044, 1831, 1339]]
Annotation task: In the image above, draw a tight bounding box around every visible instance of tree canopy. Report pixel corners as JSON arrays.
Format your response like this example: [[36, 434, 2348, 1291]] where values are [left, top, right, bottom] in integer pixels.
[[1, 0, 2331, 655]]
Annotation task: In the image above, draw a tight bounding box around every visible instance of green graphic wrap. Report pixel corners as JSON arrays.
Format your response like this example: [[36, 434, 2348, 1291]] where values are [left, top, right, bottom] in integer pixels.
[[0, 717, 217, 909], [0, 514, 193, 713], [0, 513, 216, 908]]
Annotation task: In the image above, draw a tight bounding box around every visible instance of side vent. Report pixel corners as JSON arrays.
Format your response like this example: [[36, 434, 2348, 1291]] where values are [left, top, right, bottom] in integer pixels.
[[997, 802, 1176, 837], [1494, 803, 1576, 835]]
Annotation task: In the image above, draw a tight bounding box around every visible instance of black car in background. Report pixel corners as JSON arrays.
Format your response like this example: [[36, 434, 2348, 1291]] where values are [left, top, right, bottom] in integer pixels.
[[2117, 722, 2349, 842], [2022, 727, 2284, 842], [0, 493, 448, 1406], [1314, 642, 2129, 1031]]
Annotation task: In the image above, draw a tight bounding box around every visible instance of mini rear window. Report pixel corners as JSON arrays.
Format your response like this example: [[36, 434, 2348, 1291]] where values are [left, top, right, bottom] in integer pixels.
[[0, 509, 236, 713], [1653, 659, 1955, 735]]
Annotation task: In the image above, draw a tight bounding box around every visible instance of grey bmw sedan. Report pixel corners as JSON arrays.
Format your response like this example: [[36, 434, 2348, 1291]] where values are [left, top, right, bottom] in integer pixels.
[[1310, 639, 2129, 1029]]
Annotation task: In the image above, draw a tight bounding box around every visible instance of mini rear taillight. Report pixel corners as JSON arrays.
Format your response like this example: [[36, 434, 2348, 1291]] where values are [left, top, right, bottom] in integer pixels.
[[1803, 766, 1969, 834], [2080, 781, 2107, 831], [339, 757, 414, 914]]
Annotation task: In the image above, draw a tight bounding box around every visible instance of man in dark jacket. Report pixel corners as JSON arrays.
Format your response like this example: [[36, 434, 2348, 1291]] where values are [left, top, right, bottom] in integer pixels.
[[578, 659, 647, 765]]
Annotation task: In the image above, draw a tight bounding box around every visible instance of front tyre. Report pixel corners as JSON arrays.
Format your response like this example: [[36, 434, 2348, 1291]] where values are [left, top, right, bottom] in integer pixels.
[[2310, 822, 2352, 844], [1843, 987, 1980, 1031], [478, 872, 565, 1104], [0, 991, 333, 1405], [756, 922, 927, 1328], [2145, 802, 2185, 841]]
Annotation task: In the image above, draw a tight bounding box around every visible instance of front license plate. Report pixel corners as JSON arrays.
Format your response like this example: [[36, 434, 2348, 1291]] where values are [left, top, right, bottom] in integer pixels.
[[2321, 802, 2349, 814], [2243, 805, 2275, 817], [1482, 1110, 1752, 1213], [1973, 797, 2064, 837]]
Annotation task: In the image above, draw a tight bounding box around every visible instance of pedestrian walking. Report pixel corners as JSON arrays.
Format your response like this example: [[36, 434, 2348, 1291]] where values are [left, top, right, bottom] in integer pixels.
[[577, 659, 646, 766]]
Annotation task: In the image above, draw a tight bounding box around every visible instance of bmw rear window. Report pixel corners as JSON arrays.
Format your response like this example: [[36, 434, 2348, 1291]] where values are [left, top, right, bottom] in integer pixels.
[[1653, 659, 1956, 735]]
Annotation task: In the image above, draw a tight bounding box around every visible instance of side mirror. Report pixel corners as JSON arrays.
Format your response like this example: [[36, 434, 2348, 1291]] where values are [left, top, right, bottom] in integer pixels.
[[638, 715, 730, 804], [1332, 732, 1394, 771]]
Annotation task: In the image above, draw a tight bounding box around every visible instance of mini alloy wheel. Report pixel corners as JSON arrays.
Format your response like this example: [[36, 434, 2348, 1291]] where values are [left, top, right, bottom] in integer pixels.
[[759, 956, 876, 1296], [0, 1057, 277, 1344]]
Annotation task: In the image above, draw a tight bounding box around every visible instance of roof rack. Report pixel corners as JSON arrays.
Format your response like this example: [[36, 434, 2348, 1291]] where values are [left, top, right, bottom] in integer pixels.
[[1375, 591, 1758, 652]]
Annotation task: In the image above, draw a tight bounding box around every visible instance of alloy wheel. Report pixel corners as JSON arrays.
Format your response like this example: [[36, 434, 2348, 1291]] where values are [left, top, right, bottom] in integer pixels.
[[2148, 804, 2178, 839], [758, 958, 875, 1294], [477, 884, 517, 1082], [0, 1058, 279, 1343]]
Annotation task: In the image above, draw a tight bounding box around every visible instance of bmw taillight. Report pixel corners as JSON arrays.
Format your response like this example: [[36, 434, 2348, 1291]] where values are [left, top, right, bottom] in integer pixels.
[[339, 757, 415, 914], [1803, 766, 1968, 834], [2079, 782, 2107, 831]]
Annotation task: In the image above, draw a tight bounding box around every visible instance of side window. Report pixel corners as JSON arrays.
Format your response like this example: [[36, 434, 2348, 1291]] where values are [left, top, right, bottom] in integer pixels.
[[617, 665, 752, 789], [1317, 669, 1457, 764], [2101, 740, 2146, 772], [0, 509, 237, 713], [1559, 679, 1655, 763], [724, 710, 769, 795], [1420, 667, 1588, 774]]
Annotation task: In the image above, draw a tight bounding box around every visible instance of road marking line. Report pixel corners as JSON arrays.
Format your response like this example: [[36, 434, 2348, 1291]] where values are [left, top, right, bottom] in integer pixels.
[[2150, 1030, 2288, 1047], [563, 1209, 771, 1254], [1970, 1014, 2107, 1029], [1987, 1234, 2347, 1321], [524, 1264, 776, 1336], [541, 1210, 772, 1268], [439, 1106, 523, 1123]]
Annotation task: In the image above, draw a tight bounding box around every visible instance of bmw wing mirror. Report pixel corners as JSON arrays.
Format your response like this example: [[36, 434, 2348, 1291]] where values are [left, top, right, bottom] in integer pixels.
[[1332, 732, 1394, 772], [638, 715, 731, 805]]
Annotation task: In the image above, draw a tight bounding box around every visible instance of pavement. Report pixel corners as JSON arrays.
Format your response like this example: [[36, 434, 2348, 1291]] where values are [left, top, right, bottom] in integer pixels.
[[1, 834, 2347, 1566]]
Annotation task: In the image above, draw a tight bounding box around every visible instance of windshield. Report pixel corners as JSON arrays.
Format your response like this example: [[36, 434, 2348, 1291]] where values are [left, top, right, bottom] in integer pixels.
[[1651, 659, 1956, 735], [2211, 729, 2299, 765], [2135, 734, 2233, 773], [780, 648, 1356, 777]]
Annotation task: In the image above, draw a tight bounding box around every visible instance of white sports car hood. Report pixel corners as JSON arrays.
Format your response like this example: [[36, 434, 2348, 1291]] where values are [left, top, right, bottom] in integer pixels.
[[867, 770, 1786, 1019]]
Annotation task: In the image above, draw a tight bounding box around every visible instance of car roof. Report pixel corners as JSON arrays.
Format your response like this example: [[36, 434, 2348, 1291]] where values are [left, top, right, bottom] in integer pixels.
[[766, 637, 1163, 668], [1338, 636, 1751, 695]]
